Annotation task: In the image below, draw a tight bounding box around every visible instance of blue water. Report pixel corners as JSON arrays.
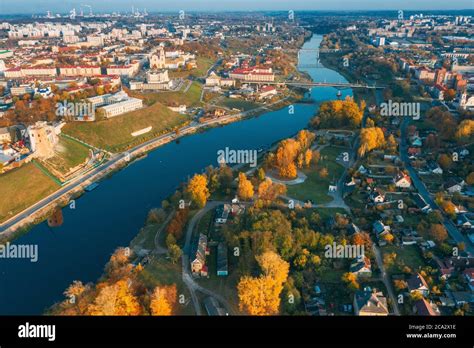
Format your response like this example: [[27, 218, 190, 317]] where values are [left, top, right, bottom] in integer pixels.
[[0, 35, 352, 314]]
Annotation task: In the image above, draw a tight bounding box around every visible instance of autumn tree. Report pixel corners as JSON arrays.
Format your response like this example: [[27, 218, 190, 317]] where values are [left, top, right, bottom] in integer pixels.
[[455, 119, 474, 142], [257, 178, 286, 204], [275, 139, 300, 179], [237, 251, 289, 315], [237, 172, 254, 201], [304, 149, 312, 167], [310, 97, 364, 129], [187, 174, 210, 208], [150, 285, 178, 316], [437, 154, 453, 171], [341, 272, 359, 291], [429, 224, 448, 243], [358, 127, 385, 157], [466, 172, 474, 185], [88, 280, 142, 315]]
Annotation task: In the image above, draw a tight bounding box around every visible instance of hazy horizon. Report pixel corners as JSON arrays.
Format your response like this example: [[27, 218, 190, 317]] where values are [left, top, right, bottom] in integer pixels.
[[0, 0, 472, 15]]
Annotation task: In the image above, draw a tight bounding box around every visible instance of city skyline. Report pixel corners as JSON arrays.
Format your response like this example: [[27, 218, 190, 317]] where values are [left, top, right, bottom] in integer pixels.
[[1, 0, 473, 15]]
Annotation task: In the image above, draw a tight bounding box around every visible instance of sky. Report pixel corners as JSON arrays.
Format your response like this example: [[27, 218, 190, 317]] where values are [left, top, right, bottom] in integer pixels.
[[0, 0, 472, 14]]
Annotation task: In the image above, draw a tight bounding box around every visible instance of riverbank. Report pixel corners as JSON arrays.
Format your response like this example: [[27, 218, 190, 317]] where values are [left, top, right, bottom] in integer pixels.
[[0, 93, 300, 240], [319, 52, 377, 106]]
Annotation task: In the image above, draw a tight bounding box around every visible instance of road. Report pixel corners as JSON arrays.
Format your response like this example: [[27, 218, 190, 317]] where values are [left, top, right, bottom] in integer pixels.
[[181, 201, 235, 316], [399, 117, 474, 255], [0, 96, 291, 235], [372, 244, 401, 315]]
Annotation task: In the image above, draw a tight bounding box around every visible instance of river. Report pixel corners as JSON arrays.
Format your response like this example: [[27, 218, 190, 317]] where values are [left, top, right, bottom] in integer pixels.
[[0, 34, 352, 314]]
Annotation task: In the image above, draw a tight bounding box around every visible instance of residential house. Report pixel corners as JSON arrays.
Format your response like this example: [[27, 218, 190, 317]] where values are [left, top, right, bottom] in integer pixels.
[[217, 242, 228, 277], [427, 161, 443, 175], [457, 214, 474, 230], [451, 291, 473, 308], [350, 257, 372, 278], [412, 193, 432, 214], [463, 268, 474, 291], [353, 288, 389, 316], [444, 177, 465, 194], [413, 298, 440, 316], [191, 233, 210, 277], [373, 220, 391, 238], [369, 189, 385, 204], [393, 172, 411, 188], [215, 204, 231, 224], [407, 273, 430, 297]]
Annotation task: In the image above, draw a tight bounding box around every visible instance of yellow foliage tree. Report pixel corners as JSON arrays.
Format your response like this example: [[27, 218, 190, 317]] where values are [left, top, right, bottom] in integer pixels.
[[150, 285, 178, 316], [237, 251, 289, 315], [358, 127, 386, 157], [88, 279, 142, 315], [237, 172, 254, 201], [275, 139, 300, 179], [455, 120, 474, 142], [187, 174, 210, 208]]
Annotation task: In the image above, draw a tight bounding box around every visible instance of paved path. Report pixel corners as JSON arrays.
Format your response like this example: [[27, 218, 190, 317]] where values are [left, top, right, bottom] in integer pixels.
[[400, 117, 474, 255], [372, 244, 401, 315], [154, 212, 175, 255], [181, 201, 235, 316]]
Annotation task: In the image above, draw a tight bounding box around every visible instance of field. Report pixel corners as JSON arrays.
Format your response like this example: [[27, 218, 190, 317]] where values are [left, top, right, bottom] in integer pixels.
[[169, 57, 214, 79], [131, 81, 203, 108], [63, 102, 190, 152], [0, 162, 60, 223], [286, 146, 347, 205], [218, 98, 260, 111], [381, 244, 426, 274], [44, 136, 90, 175]]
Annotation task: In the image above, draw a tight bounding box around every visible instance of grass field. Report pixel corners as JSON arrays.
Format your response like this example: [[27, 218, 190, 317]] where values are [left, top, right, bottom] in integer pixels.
[[44, 136, 90, 175], [218, 98, 260, 111], [287, 146, 347, 205], [131, 81, 203, 108], [381, 244, 426, 274], [169, 57, 214, 79], [63, 102, 190, 152], [0, 162, 60, 223]]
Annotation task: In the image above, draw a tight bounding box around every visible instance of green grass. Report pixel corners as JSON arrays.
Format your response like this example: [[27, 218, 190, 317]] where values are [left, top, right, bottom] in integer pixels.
[[381, 245, 426, 274], [44, 136, 90, 174], [218, 98, 260, 112], [286, 147, 347, 205], [130, 224, 159, 251], [131, 82, 203, 108], [0, 162, 60, 222], [63, 102, 190, 152], [169, 57, 214, 79]]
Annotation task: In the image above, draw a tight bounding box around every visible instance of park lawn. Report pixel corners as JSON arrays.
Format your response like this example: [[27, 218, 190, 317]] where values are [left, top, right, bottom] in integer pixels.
[[0, 162, 60, 223], [169, 57, 214, 79], [131, 81, 203, 108], [63, 102, 190, 152], [130, 223, 159, 251], [286, 147, 346, 205], [138, 258, 195, 315], [218, 98, 260, 111], [44, 136, 90, 174], [381, 244, 426, 274]]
